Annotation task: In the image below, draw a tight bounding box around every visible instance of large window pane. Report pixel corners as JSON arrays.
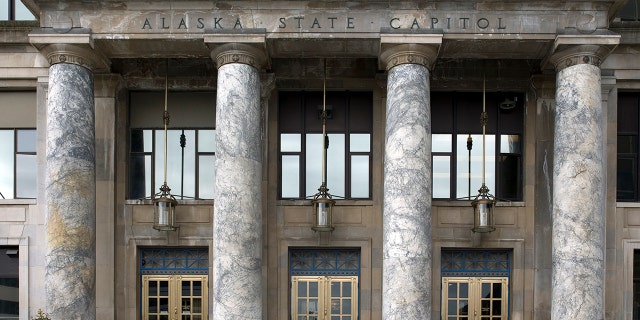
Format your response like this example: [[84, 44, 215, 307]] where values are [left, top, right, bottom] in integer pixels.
[[0, 247, 18, 319], [350, 134, 370, 152], [282, 134, 302, 152], [0, 0, 9, 20], [16, 129, 36, 153], [15, 0, 35, 20], [634, 249, 640, 319], [306, 134, 345, 198], [433, 155, 451, 198], [500, 135, 521, 154], [198, 155, 215, 199], [198, 130, 216, 153], [456, 134, 495, 199], [0, 130, 14, 199], [350, 155, 369, 198], [618, 157, 638, 201], [282, 155, 300, 198], [433, 134, 452, 153], [15, 154, 35, 198]]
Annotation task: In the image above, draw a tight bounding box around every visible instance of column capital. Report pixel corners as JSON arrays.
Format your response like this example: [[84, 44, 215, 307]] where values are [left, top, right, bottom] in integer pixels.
[[544, 31, 620, 72], [379, 32, 442, 71], [205, 30, 269, 70], [29, 29, 110, 72]]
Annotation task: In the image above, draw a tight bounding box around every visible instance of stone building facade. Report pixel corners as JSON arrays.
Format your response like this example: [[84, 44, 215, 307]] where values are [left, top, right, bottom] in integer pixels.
[[0, 0, 639, 319]]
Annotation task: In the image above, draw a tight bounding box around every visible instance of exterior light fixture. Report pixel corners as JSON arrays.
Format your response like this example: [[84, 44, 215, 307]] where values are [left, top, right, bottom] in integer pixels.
[[311, 59, 335, 232], [471, 77, 496, 233], [152, 68, 178, 231]]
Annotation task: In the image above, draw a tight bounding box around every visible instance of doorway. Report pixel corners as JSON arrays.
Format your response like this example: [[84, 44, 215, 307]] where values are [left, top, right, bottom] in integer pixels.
[[441, 249, 511, 320]]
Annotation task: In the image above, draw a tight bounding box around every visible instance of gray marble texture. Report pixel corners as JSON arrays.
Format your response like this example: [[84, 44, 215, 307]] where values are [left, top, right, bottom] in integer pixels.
[[383, 63, 432, 319], [213, 62, 263, 320], [552, 63, 605, 320], [45, 63, 96, 319]]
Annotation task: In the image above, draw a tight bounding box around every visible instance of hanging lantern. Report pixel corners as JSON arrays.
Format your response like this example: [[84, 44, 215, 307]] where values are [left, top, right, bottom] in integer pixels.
[[312, 187, 335, 232], [153, 183, 178, 231], [471, 185, 496, 233]]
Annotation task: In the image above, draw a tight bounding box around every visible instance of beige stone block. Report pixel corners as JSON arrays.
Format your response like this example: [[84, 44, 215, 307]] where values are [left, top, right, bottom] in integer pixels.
[[132, 205, 154, 223], [284, 206, 313, 225], [175, 206, 212, 223], [333, 206, 363, 224], [626, 209, 640, 226], [0, 206, 26, 222], [437, 207, 471, 226], [494, 207, 518, 226]]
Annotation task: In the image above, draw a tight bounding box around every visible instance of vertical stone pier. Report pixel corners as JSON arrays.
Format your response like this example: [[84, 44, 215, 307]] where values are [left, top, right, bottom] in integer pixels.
[[211, 43, 266, 320], [548, 35, 619, 320], [38, 42, 108, 320], [379, 38, 441, 320]]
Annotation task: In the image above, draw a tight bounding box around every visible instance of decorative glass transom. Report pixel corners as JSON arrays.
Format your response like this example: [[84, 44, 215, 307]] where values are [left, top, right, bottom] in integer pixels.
[[140, 248, 208, 275], [441, 249, 511, 277], [289, 248, 360, 276]]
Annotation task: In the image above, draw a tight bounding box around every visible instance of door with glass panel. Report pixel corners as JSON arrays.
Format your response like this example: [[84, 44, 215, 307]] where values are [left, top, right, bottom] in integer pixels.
[[442, 277, 508, 320], [291, 276, 358, 320], [143, 275, 208, 320]]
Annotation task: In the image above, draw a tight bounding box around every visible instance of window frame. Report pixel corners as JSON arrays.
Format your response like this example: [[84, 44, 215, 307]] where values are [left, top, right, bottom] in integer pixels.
[[431, 92, 524, 201], [127, 128, 216, 200], [0, 128, 36, 199], [278, 91, 373, 200], [617, 92, 640, 202]]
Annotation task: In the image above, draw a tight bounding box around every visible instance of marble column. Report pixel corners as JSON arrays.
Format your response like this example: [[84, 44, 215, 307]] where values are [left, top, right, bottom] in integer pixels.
[[549, 43, 613, 320], [211, 44, 266, 320], [43, 45, 103, 320], [380, 43, 438, 320]]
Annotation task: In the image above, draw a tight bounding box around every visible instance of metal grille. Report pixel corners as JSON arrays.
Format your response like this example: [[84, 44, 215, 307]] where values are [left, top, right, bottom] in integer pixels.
[[441, 249, 511, 277], [140, 248, 208, 275], [290, 248, 360, 276]]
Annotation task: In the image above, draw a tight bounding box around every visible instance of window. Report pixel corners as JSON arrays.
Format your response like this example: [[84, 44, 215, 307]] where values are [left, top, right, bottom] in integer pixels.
[[289, 248, 360, 320], [635, 249, 640, 319], [432, 92, 524, 201], [128, 91, 215, 200], [279, 91, 373, 200], [139, 248, 209, 320], [0, 247, 18, 319], [0, 129, 36, 199], [618, 0, 640, 21], [0, 0, 35, 20], [617, 92, 640, 201], [441, 249, 511, 320]]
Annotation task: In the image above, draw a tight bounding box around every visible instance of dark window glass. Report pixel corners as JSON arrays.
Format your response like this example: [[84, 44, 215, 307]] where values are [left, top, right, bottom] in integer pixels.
[[432, 92, 524, 201], [635, 249, 640, 319], [619, 0, 640, 21], [0, 129, 36, 199], [279, 91, 373, 200], [0, 246, 18, 318], [617, 92, 640, 201]]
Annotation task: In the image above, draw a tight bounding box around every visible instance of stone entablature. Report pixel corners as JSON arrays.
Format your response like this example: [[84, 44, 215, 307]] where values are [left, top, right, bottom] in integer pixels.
[[39, 7, 608, 36]]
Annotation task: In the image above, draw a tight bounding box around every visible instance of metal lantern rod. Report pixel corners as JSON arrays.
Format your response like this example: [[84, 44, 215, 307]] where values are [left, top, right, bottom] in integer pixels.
[[153, 63, 178, 231], [311, 59, 335, 232], [472, 75, 496, 233]]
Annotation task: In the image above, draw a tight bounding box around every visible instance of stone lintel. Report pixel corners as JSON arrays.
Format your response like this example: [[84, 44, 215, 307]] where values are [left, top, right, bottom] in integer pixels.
[[207, 32, 269, 70], [543, 31, 620, 72]]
